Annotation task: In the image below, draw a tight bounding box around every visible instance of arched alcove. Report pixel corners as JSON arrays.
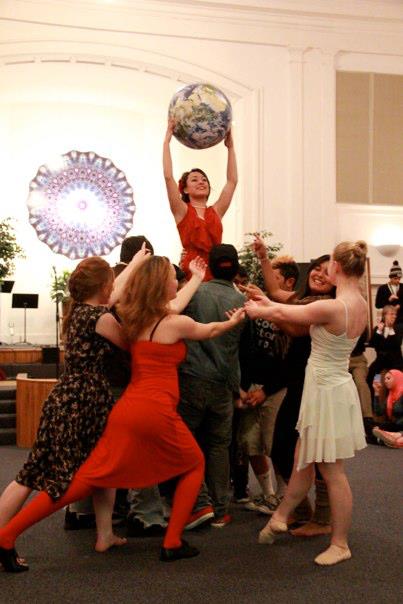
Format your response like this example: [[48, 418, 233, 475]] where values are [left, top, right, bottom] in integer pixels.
[[0, 44, 262, 343]]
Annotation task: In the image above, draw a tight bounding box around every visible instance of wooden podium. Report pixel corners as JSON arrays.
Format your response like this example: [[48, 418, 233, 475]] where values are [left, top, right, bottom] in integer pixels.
[[16, 375, 57, 447]]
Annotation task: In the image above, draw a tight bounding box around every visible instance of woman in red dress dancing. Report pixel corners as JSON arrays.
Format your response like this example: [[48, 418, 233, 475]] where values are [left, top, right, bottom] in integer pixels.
[[163, 120, 238, 281], [0, 256, 245, 571]]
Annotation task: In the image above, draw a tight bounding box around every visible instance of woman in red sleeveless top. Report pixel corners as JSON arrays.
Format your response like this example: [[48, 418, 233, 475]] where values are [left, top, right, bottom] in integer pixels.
[[163, 120, 238, 281]]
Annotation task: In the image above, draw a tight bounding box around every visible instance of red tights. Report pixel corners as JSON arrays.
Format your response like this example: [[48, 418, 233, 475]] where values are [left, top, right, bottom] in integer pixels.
[[0, 461, 204, 551]]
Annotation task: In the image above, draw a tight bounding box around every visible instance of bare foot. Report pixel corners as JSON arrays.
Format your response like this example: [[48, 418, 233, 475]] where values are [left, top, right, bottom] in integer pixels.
[[95, 533, 127, 553], [314, 544, 351, 566], [290, 521, 332, 538]]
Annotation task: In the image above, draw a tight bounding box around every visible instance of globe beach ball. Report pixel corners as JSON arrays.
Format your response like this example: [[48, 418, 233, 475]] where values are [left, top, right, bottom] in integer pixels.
[[168, 83, 232, 150]]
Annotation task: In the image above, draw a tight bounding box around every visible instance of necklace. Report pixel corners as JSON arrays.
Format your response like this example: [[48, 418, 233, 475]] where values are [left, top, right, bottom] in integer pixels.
[[191, 204, 207, 209]]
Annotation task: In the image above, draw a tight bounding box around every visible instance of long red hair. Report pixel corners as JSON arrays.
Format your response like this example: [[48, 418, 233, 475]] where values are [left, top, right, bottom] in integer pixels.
[[117, 256, 172, 342]]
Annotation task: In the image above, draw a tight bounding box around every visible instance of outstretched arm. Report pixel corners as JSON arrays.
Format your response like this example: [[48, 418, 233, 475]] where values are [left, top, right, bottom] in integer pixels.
[[169, 258, 206, 313], [245, 297, 335, 327], [174, 307, 245, 341], [163, 119, 187, 224], [253, 235, 295, 303], [109, 244, 150, 307], [213, 130, 238, 219]]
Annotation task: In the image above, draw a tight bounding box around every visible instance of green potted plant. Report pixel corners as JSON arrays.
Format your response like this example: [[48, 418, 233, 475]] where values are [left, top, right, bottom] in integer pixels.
[[50, 269, 72, 345], [0, 218, 24, 282], [237, 230, 282, 289], [50, 270, 71, 306]]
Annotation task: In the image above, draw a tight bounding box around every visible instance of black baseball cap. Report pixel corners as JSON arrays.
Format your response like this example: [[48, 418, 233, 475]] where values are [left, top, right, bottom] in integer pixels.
[[209, 244, 239, 280]]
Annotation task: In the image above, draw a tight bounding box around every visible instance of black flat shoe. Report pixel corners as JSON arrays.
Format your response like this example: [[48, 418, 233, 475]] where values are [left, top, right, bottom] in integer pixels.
[[160, 539, 200, 562], [126, 517, 166, 538], [63, 509, 96, 531], [0, 547, 29, 573]]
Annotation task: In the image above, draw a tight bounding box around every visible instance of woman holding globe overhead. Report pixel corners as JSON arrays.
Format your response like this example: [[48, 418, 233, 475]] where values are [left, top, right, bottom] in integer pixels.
[[163, 112, 238, 282]]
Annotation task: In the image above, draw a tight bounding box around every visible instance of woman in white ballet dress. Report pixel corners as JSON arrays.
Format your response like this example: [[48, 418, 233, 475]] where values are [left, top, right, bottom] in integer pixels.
[[244, 240, 368, 566]]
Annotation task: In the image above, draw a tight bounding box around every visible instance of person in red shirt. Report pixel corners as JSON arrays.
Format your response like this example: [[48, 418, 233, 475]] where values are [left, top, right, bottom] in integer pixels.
[[163, 120, 238, 281]]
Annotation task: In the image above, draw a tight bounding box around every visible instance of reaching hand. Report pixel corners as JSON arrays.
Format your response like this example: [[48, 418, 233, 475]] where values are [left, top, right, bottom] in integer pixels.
[[244, 299, 260, 320], [239, 283, 265, 300], [133, 242, 151, 265], [252, 234, 267, 261], [165, 117, 176, 143], [225, 307, 246, 325], [188, 257, 207, 281], [254, 294, 271, 307], [224, 129, 234, 148], [244, 296, 272, 319]]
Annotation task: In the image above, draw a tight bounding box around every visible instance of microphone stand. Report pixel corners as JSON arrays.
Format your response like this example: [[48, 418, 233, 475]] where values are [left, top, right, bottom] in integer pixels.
[[52, 266, 60, 380]]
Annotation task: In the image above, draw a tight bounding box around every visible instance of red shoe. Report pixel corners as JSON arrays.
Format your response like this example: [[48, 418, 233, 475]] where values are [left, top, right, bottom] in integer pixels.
[[211, 514, 232, 528], [185, 506, 214, 530]]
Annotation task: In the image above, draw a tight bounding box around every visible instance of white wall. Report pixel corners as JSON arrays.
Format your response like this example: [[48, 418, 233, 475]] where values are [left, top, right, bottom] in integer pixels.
[[0, 0, 402, 343]]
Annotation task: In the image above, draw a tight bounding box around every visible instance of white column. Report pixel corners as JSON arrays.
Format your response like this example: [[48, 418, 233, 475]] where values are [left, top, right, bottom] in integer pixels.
[[319, 49, 338, 253], [286, 46, 307, 260], [303, 48, 338, 259]]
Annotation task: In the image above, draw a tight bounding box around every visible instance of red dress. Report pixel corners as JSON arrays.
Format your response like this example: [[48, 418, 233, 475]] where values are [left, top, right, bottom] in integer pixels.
[[177, 204, 223, 281], [75, 340, 202, 488]]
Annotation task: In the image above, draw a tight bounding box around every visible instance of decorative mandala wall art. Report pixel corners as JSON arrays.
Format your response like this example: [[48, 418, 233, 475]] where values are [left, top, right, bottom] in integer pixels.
[[27, 150, 135, 259]]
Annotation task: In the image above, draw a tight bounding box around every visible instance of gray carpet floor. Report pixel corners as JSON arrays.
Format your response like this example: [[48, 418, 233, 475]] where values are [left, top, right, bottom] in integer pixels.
[[0, 444, 401, 604]]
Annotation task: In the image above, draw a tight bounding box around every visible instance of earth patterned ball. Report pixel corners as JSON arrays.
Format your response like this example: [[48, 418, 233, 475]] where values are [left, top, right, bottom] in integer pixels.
[[168, 83, 232, 149]]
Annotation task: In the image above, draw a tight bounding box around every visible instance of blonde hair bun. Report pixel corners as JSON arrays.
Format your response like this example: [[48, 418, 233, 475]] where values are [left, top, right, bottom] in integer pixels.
[[333, 240, 367, 277], [354, 240, 368, 257]]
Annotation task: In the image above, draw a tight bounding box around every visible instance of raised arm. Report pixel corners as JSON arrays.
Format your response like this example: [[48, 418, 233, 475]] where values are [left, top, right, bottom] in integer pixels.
[[212, 130, 238, 219], [108, 244, 150, 307], [169, 257, 206, 314], [163, 119, 188, 224], [253, 235, 295, 303]]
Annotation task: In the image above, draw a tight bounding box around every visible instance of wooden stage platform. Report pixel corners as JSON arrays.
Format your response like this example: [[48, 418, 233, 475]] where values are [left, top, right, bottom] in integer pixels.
[[0, 346, 64, 364]]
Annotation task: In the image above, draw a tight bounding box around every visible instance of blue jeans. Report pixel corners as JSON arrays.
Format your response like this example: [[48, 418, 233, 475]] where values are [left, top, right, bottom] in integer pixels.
[[127, 486, 167, 528], [178, 373, 234, 518]]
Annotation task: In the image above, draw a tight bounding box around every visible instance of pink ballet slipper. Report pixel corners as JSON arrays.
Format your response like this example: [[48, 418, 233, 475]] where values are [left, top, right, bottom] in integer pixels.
[[258, 517, 288, 544]]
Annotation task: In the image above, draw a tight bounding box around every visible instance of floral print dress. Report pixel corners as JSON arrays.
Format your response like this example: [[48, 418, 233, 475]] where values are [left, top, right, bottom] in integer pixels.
[[16, 304, 116, 500]]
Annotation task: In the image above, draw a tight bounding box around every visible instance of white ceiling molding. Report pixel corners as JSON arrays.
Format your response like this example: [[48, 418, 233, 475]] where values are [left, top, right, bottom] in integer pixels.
[[0, 45, 253, 99], [1, 1, 402, 55]]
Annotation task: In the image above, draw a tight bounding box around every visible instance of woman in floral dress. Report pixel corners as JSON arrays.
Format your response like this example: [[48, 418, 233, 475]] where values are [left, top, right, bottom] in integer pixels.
[[0, 251, 148, 565]]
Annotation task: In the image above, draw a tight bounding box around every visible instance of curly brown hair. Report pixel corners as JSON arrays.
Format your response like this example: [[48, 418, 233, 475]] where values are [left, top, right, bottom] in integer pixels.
[[62, 257, 113, 335], [117, 256, 172, 342]]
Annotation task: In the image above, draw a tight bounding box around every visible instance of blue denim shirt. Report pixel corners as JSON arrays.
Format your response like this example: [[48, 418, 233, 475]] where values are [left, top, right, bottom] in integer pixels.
[[179, 279, 246, 392]]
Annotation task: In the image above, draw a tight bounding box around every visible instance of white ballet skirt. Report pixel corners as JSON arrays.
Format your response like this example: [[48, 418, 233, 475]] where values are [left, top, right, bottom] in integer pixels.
[[296, 323, 367, 471]]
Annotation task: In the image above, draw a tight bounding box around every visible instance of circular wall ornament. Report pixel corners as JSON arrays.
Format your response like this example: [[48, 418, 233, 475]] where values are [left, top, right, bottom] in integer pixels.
[[27, 150, 135, 259]]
